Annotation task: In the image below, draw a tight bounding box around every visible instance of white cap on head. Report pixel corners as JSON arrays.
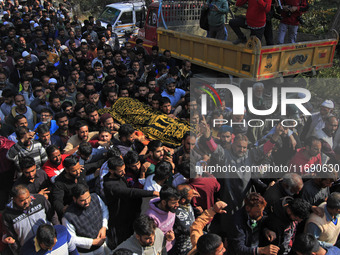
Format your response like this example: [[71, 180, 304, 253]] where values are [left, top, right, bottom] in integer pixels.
[[30, 20, 35, 24], [3, 21, 8, 25], [34, 23, 39, 28], [22, 51, 30, 58], [46, 18, 50, 21], [60, 45, 68, 51], [321, 100, 334, 109], [3, 11, 8, 15], [49, 78, 57, 84], [81, 39, 87, 43]]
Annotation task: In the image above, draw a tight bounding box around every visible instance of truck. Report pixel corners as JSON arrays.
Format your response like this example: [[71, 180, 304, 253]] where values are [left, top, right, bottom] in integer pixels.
[[131, 0, 339, 81], [97, 1, 147, 45]]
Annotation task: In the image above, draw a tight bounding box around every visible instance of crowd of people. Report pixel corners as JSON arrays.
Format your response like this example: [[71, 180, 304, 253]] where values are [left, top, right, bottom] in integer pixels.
[[203, 0, 309, 45], [0, 0, 339, 255]]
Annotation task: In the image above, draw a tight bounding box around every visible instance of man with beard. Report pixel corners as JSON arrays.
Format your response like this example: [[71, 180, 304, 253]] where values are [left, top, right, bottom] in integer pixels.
[[48, 93, 62, 117], [54, 112, 73, 148], [9, 55, 25, 86], [141, 140, 174, 178], [100, 113, 120, 135], [43, 145, 69, 182], [200, 121, 283, 236], [173, 131, 200, 166], [6, 94, 37, 130], [55, 83, 68, 104], [34, 108, 59, 134], [161, 78, 186, 108], [314, 116, 338, 160], [36, 124, 64, 150], [8, 115, 29, 143], [264, 173, 303, 210], [229, 193, 280, 255], [171, 184, 196, 255], [52, 155, 87, 218], [62, 184, 109, 254], [7, 126, 48, 170], [103, 157, 159, 250], [85, 104, 101, 132], [262, 197, 311, 255], [146, 185, 178, 252], [63, 121, 99, 155], [2, 185, 59, 254], [159, 97, 173, 117], [112, 124, 137, 156], [14, 156, 50, 199], [301, 100, 334, 142], [289, 136, 322, 175], [124, 150, 143, 189], [113, 215, 166, 255]]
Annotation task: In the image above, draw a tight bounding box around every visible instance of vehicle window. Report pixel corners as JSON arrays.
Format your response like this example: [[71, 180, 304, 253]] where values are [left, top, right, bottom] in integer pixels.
[[147, 8, 158, 27], [119, 11, 133, 24], [98, 7, 120, 24], [136, 10, 144, 27]]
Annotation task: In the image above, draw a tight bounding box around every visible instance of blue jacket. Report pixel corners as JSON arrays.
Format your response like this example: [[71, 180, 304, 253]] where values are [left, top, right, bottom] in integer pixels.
[[228, 207, 266, 255]]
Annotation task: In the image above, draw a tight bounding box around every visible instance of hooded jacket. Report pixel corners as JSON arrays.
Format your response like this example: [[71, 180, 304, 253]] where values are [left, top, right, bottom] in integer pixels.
[[146, 197, 176, 251]]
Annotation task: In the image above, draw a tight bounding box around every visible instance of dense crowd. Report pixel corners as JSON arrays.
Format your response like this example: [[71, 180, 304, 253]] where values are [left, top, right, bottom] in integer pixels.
[[0, 0, 339, 255]]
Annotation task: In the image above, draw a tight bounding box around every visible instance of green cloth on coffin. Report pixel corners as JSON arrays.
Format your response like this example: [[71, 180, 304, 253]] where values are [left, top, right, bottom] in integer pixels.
[[98, 97, 191, 147]]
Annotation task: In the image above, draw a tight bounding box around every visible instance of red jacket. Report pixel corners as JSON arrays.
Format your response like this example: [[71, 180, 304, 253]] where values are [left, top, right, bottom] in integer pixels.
[[236, 0, 272, 28], [0, 136, 15, 174], [280, 0, 308, 26]]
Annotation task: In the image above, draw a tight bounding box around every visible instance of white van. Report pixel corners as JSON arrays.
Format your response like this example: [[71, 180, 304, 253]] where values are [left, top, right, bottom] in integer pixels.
[[97, 1, 147, 45]]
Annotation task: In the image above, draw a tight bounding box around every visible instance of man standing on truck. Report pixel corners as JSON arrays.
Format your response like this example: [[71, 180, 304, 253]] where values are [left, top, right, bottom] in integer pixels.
[[202, 0, 229, 40], [277, 0, 309, 44], [229, 0, 272, 44]]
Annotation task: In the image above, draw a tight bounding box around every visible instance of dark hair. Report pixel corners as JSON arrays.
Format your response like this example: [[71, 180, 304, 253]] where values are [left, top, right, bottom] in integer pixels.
[[197, 233, 223, 255], [178, 161, 191, 179], [112, 248, 133, 255], [15, 126, 29, 139], [19, 156, 35, 170], [183, 131, 196, 141], [36, 224, 57, 248], [46, 145, 60, 157], [40, 108, 53, 116], [55, 112, 68, 122], [159, 97, 171, 106], [244, 193, 267, 208], [72, 184, 90, 199], [147, 140, 163, 153], [177, 184, 192, 200], [55, 83, 66, 91], [154, 161, 172, 181], [292, 233, 320, 255], [288, 198, 311, 220], [37, 123, 50, 135], [99, 127, 112, 134], [85, 104, 98, 115], [63, 155, 79, 168], [2, 88, 15, 98], [108, 156, 125, 171], [78, 142, 92, 158], [14, 114, 27, 125], [160, 185, 180, 202], [305, 136, 321, 148], [124, 151, 139, 165], [133, 215, 156, 236], [106, 146, 122, 159], [118, 124, 135, 138], [61, 101, 73, 111], [74, 121, 88, 131], [49, 93, 60, 103]]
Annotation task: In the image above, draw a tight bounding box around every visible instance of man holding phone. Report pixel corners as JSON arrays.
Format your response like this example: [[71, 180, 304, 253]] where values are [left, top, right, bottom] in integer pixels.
[[202, 0, 229, 40]]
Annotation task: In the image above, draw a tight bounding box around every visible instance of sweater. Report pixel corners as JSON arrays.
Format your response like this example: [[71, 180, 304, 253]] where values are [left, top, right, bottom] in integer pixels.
[[20, 225, 79, 255], [236, 0, 272, 28], [113, 228, 166, 255], [305, 202, 340, 246], [146, 197, 176, 251]]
